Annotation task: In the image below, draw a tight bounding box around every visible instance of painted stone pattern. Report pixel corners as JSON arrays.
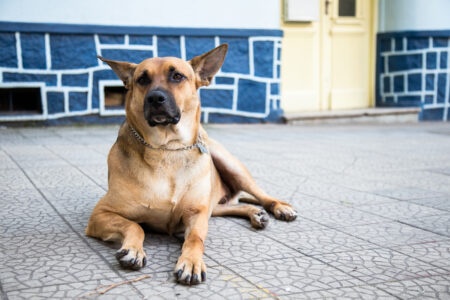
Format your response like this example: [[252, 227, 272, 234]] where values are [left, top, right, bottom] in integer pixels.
[[0, 23, 282, 123], [377, 31, 450, 121]]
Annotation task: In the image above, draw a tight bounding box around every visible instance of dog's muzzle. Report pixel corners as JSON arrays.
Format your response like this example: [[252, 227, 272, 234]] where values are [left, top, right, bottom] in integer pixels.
[[144, 89, 181, 127]]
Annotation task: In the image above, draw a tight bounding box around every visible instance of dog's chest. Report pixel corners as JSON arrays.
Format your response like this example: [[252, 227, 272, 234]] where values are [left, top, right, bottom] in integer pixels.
[[139, 152, 209, 207]]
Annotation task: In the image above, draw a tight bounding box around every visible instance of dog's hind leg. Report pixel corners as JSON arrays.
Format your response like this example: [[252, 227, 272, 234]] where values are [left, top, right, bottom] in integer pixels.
[[212, 203, 269, 229], [208, 137, 297, 222], [86, 210, 147, 270]]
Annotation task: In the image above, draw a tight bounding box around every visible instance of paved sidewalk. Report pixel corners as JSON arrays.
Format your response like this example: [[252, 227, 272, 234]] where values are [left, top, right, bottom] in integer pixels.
[[1, 123, 449, 299]]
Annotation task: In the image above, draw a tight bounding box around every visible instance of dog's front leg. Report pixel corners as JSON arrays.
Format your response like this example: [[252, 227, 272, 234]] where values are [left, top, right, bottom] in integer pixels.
[[86, 210, 147, 270], [174, 207, 209, 285]]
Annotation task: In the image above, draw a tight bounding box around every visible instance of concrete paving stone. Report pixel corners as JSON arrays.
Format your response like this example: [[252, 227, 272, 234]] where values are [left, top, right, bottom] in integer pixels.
[[0, 249, 118, 292], [372, 187, 446, 201], [365, 170, 450, 194], [39, 184, 105, 201], [264, 158, 332, 178], [357, 202, 448, 221], [270, 228, 379, 256], [0, 212, 71, 238], [44, 144, 108, 165], [248, 179, 303, 204], [1, 144, 68, 168], [48, 198, 99, 217], [75, 164, 109, 189], [15, 127, 60, 139], [430, 167, 450, 176], [53, 128, 118, 145], [8, 155, 70, 169], [374, 275, 450, 299], [5, 277, 142, 300], [339, 221, 446, 247], [232, 256, 364, 297], [287, 285, 396, 300], [205, 230, 300, 266], [297, 207, 391, 228], [392, 240, 450, 270], [130, 266, 273, 299], [350, 155, 434, 173], [294, 182, 396, 207], [0, 127, 28, 143], [315, 248, 448, 285], [40, 185, 106, 205], [409, 196, 450, 212], [62, 211, 94, 233], [0, 232, 93, 259], [243, 162, 308, 189], [281, 194, 344, 212], [331, 177, 405, 195], [84, 143, 114, 156], [23, 166, 99, 189], [39, 185, 105, 215], [1, 188, 54, 218], [0, 169, 36, 192], [401, 214, 450, 237], [205, 218, 301, 266], [0, 149, 18, 169]]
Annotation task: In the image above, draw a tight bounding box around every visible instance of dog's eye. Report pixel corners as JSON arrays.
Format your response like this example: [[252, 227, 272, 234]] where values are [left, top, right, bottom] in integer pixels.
[[137, 74, 150, 86], [171, 72, 185, 82]]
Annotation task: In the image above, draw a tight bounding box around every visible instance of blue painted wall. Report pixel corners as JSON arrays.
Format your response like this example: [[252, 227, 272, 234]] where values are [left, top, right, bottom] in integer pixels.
[[376, 31, 450, 121], [0, 22, 283, 123]]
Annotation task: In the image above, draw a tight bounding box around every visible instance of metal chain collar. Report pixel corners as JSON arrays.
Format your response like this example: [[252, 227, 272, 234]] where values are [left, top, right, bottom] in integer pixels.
[[128, 125, 208, 154]]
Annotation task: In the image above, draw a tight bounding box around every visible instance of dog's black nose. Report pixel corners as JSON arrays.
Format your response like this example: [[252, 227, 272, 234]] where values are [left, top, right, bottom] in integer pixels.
[[147, 90, 167, 104]]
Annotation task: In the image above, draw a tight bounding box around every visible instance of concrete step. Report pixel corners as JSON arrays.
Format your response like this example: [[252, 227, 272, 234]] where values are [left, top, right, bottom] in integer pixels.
[[283, 107, 421, 125]]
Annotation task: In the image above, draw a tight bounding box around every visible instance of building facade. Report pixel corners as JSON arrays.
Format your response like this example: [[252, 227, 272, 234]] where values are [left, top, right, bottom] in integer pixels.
[[2, 0, 449, 124], [0, 0, 282, 124], [376, 0, 450, 121], [281, 0, 450, 121]]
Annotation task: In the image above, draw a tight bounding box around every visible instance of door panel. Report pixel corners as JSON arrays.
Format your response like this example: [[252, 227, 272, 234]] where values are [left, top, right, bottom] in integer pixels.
[[282, 24, 321, 111], [281, 0, 375, 112], [328, 0, 371, 109]]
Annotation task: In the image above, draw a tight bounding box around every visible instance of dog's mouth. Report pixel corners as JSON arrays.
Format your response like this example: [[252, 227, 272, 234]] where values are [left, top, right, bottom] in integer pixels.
[[147, 113, 181, 127], [143, 88, 181, 127]]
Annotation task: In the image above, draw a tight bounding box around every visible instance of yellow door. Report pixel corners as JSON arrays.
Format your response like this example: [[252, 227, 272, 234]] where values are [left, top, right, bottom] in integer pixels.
[[281, 0, 376, 112]]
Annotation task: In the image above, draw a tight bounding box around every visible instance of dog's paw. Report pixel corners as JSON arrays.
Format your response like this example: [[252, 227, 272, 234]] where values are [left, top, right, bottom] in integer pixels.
[[174, 255, 207, 285], [272, 202, 297, 222], [115, 247, 147, 270], [250, 209, 269, 229]]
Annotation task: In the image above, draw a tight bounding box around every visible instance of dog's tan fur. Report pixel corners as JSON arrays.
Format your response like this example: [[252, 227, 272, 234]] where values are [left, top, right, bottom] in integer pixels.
[[86, 44, 297, 285]]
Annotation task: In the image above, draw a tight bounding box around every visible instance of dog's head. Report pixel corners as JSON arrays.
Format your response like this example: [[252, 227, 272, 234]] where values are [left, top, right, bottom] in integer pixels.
[[98, 44, 228, 129]]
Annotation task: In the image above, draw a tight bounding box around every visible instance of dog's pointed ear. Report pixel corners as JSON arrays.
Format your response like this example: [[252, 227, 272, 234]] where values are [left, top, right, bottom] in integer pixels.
[[189, 44, 228, 88], [98, 56, 137, 89]]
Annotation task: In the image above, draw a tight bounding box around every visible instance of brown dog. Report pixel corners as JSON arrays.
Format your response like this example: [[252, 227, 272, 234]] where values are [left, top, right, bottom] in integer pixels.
[[85, 44, 297, 285]]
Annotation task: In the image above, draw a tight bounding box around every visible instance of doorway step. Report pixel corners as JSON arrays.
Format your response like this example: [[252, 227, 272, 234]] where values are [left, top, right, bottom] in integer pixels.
[[283, 107, 420, 125]]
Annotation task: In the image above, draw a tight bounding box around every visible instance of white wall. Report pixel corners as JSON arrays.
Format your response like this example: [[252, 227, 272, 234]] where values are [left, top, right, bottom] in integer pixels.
[[0, 0, 280, 29], [379, 0, 450, 32]]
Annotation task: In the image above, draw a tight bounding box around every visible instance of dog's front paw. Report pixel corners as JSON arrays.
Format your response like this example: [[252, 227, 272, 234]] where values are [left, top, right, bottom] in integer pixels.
[[174, 255, 207, 285], [250, 209, 269, 229], [116, 247, 147, 270], [272, 202, 297, 222]]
